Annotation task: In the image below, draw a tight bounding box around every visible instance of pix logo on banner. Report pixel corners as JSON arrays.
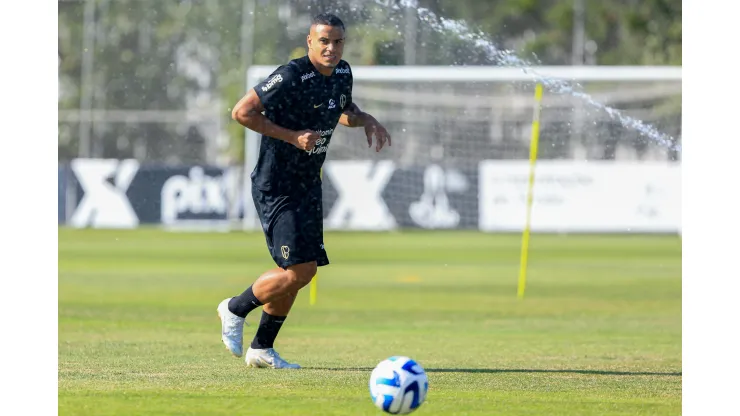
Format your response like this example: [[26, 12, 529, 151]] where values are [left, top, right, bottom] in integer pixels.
[[69, 159, 140, 228], [160, 166, 236, 225]]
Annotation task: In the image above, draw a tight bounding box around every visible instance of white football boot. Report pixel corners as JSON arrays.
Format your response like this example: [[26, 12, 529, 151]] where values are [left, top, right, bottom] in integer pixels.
[[217, 298, 247, 357], [245, 347, 301, 369]]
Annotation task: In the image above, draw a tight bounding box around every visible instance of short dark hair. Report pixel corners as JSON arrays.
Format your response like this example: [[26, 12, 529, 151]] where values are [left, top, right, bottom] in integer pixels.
[[311, 13, 345, 31]]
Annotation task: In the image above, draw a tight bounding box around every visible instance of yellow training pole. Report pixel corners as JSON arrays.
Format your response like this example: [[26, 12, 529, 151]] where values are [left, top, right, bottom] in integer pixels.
[[309, 275, 318, 306], [517, 83, 544, 299]]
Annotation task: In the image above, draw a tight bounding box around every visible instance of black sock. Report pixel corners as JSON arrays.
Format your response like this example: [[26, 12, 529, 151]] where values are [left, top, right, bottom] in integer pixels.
[[227, 285, 263, 318], [250, 312, 287, 349]]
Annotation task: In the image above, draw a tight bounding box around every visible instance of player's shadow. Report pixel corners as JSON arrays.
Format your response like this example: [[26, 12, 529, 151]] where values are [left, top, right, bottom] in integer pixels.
[[310, 367, 681, 376]]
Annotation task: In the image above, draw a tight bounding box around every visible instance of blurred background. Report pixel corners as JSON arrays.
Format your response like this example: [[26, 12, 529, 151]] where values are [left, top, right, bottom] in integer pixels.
[[57, 0, 681, 233]]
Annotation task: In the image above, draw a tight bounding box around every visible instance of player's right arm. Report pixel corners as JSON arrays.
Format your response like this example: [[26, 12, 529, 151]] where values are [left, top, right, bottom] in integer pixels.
[[231, 68, 319, 151]]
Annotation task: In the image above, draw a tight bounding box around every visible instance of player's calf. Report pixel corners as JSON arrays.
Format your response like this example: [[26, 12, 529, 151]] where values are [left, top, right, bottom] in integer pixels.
[[285, 262, 317, 290], [248, 262, 317, 305], [225, 262, 317, 320], [263, 291, 297, 317]]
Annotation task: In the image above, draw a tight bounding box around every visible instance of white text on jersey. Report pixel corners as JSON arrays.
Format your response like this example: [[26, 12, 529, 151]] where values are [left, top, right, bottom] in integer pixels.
[[261, 74, 283, 92]]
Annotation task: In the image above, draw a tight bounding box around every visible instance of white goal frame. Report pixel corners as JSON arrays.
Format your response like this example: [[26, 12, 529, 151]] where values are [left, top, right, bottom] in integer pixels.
[[242, 65, 681, 230]]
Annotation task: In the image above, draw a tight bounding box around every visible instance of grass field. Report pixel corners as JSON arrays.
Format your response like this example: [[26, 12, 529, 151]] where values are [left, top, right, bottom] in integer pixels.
[[58, 228, 682, 415]]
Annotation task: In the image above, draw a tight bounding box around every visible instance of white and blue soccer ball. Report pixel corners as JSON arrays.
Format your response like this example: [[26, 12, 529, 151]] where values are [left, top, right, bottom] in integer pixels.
[[369, 356, 429, 414]]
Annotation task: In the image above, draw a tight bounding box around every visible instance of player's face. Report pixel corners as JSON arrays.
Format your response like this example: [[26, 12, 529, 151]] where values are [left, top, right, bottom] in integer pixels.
[[307, 24, 345, 68]]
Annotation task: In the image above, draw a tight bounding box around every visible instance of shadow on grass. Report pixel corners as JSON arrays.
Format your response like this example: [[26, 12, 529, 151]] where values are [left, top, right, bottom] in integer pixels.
[[307, 367, 681, 376]]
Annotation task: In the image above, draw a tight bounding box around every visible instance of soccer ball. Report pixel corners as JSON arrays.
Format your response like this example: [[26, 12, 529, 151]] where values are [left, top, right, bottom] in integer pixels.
[[369, 356, 429, 414]]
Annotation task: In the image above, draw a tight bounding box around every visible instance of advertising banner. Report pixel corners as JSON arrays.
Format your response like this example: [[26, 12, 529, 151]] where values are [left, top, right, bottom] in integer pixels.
[[61, 159, 680, 233], [478, 160, 680, 232], [66, 159, 242, 229], [321, 161, 478, 230]]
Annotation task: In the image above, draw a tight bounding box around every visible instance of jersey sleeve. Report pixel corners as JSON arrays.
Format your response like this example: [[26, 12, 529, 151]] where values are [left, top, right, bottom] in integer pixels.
[[253, 65, 298, 110]]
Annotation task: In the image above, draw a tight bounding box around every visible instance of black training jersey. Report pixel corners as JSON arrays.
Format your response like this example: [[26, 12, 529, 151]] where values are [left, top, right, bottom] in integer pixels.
[[250, 55, 353, 195]]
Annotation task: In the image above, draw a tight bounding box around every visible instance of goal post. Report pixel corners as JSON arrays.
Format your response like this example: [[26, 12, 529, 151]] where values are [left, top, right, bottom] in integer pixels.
[[242, 65, 682, 232]]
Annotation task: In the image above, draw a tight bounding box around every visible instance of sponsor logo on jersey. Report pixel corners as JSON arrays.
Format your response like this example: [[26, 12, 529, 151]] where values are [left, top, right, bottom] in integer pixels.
[[307, 146, 329, 156], [335, 67, 351, 74], [261, 74, 283, 92], [307, 130, 333, 156], [340, 94, 347, 109], [300, 71, 316, 82], [317, 128, 334, 137]]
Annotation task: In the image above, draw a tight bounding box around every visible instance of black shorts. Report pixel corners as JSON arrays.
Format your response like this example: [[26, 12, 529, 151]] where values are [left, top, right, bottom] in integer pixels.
[[251, 184, 329, 269]]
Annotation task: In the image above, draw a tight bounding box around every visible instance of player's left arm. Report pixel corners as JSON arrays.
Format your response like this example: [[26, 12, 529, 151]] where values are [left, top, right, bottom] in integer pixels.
[[339, 102, 392, 152]]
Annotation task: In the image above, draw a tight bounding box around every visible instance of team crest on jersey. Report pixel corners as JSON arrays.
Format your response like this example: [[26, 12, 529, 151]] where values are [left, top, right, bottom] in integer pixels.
[[340, 94, 346, 109], [328, 99, 336, 109]]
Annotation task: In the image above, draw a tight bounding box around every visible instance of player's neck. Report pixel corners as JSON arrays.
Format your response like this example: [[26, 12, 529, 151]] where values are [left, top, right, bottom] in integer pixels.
[[307, 54, 334, 77]]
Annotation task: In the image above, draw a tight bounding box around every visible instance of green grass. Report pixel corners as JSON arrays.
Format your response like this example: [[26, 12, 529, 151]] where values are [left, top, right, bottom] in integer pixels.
[[58, 228, 682, 415]]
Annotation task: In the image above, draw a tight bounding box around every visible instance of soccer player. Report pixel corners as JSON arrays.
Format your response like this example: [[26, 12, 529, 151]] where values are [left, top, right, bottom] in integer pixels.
[[218, 13, 391, 369]]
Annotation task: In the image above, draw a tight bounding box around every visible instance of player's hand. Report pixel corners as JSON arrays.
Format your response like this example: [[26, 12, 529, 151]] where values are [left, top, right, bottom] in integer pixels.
[[293, 130, 321, 151], [364, 120, 391, 152]]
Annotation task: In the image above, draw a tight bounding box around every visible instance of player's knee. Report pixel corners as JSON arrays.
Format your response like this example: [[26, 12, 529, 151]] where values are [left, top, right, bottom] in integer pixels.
[[286, 262, 317, 288]]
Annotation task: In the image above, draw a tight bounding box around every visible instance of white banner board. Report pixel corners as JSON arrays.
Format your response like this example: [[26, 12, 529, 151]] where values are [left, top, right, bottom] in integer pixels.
[[478, 161, 681, 233]]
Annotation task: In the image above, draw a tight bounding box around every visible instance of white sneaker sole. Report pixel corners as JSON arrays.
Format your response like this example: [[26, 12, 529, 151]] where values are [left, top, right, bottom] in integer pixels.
[[245, 355, 301, 369], [245, 357, 268, 368]]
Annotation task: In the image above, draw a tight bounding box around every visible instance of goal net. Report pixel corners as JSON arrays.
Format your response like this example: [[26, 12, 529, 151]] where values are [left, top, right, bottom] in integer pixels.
[[242, 65, 681, 233]]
